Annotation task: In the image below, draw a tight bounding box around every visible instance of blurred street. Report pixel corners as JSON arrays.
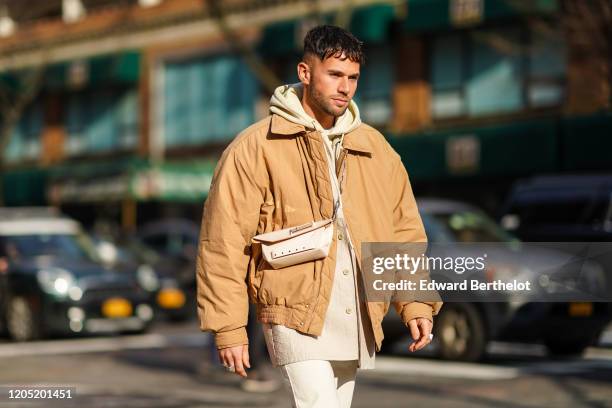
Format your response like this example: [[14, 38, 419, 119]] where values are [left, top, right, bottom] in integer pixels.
[[1, 320, 611, 408]]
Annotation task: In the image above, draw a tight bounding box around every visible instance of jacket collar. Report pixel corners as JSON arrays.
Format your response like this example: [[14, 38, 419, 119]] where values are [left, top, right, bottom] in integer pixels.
[[269, 114, 373, 154]]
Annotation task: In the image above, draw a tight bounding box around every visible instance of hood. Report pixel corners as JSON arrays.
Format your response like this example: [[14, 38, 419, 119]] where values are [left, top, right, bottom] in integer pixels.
[[269, 83, 362, 137]]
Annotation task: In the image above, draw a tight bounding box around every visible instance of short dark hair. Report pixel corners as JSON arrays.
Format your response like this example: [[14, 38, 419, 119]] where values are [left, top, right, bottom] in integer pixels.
[[303, 25, 365, 64]]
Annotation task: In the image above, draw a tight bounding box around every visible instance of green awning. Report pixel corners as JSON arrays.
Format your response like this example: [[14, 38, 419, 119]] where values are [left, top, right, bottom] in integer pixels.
[[390, 112, 612, 183], [403, 0, 559, 32], [3, 157, 216, 206], [258, 20, 301, 57], [403, 0, 449, 31], [390, 118, 559, 181], [2, 168, 48, 206], [46, 158, 216, 204], [258, 4, 396, 56], [349, 4, 396, 43], [560, 113, 612, 171], [130, 160, 216, 202], [45, 51, 140, 90]]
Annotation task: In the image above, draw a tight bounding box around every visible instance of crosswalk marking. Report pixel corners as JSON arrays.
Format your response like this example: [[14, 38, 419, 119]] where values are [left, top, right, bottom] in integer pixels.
[[372, 356, 521, 380], [0, 333, 208, 358], [0, 331, 610, 381]]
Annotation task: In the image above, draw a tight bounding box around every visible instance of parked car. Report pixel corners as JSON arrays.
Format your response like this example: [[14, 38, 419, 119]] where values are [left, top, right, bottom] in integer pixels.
[[0, 207, 155, 341], [133, 219, 200, 321], [135, 218, 199, 290], [499, 174, 612, 241], [92, 235, 193, 321], [382, 199, 611, 361]]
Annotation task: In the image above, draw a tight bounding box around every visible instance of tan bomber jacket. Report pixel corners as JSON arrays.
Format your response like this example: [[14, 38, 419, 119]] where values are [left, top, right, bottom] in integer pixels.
[[196, 114, 443, 350]]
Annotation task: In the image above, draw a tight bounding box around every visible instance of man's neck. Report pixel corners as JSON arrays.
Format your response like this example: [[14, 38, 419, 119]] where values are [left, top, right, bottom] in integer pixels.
[[301, 91, 335, 129]]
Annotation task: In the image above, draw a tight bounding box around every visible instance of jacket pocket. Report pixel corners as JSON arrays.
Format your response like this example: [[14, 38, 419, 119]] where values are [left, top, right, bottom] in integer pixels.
[[256, 261, 317, 307]]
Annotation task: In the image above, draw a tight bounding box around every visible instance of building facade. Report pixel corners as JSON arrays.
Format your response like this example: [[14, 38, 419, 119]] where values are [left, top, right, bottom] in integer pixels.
[[0, 0, 609, 229]]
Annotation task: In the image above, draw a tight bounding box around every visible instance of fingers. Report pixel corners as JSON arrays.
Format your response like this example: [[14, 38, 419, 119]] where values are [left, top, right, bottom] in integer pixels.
[[218, 346, 248, 378], [408, 319, 420, 341], [408, 319, 420, 352], [232, 347, 247, 378], [242, 345, 251, 369], [408, 318, 434, 352], [219, 348, 233, 372], [412, 319, 432, 351]]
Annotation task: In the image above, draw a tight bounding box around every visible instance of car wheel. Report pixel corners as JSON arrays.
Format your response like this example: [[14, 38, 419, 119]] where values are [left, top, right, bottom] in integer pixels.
[[166, 310, 191, 323], [435, 303, 487, 362], [0, 316, 7, 338], [6, 296, 41, 342], [545, 337, 592, 357]]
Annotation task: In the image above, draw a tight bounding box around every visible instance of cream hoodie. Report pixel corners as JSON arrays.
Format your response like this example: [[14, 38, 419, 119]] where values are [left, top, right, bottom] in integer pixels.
[[269, 83, 362, 161]]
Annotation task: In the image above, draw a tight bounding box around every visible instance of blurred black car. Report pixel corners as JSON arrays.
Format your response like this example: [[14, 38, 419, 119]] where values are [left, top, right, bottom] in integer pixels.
[[0, 208, 154, 341], [382, 199, 611, 361], [134, 219, 199, 314], [92, 235, 193, 321], [499, 174, 612, 241], [135, 218, 199, 290]]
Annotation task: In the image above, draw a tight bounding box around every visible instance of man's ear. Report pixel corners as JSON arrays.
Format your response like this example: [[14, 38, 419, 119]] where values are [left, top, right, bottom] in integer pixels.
[[297, 61, 311, 86]]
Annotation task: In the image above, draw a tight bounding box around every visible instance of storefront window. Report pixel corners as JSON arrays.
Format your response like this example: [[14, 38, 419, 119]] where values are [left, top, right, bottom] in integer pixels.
[[467, 27, 523, 115], [354, 44, 394, 125], [163, 54, 257, 147], [65, 87, 139, 155], [528, 27, 566, 107], [430, 24, 566, 119], [431, 34, 465, 118], [4, 101, 43, 163]]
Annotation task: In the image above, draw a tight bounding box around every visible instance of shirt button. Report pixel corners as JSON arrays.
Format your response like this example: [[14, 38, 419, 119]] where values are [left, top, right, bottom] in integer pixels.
[[345, 308, 352, 315], [305, 304, 310, 309], [342, 269, 350, 276], [338, 232, 344, 241]]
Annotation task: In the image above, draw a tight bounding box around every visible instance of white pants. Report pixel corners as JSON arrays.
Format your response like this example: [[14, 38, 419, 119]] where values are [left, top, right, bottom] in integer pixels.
[[279, 360, 358, 408]]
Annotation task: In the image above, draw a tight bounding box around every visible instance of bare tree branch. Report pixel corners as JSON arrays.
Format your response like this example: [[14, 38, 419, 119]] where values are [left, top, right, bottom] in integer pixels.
[[206, 0, 281, 95]]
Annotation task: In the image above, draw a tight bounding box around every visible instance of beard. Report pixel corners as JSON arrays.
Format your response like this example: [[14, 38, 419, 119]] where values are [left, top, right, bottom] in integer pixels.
[[307, 82, 349, 118]]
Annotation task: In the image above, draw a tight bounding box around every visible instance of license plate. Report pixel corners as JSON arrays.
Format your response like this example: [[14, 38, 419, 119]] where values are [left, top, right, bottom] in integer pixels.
[[102, 298, 133, 318], [157, 288, 186, 309], [569, 302, 593, 317]]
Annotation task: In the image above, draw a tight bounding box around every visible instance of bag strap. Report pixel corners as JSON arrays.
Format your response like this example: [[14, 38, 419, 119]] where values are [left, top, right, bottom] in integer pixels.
[[330, 135, 347, 221]]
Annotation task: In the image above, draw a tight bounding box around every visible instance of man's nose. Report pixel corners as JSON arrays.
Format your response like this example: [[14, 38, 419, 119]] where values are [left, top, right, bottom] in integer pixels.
[[338, 77, 349, 95]]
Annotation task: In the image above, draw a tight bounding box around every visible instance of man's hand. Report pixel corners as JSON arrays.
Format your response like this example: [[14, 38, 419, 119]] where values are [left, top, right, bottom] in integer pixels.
[[218, 344, 250, 378], [407, 317, 433, 352]]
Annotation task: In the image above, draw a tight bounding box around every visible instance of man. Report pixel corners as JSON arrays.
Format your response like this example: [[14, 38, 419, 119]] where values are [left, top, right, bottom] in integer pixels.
[[196, 25, 442, 407]]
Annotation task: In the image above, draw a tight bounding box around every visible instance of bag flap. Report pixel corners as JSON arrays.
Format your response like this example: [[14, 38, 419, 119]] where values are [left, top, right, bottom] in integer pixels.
[[252, 219, 333, 244]]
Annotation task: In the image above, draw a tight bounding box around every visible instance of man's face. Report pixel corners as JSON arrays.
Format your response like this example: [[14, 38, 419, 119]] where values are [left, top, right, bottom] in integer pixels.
[[300, 53, 360, 118]]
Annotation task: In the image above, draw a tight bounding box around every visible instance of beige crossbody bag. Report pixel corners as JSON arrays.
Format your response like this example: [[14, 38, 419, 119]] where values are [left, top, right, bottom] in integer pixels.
[[252, 144, 346, 269], [251, 217, 336, 269]]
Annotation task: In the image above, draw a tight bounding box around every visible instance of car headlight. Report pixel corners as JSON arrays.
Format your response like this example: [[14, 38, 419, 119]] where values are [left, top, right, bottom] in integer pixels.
[[137, 264, 160, 292], [37, 268, 77, 298]]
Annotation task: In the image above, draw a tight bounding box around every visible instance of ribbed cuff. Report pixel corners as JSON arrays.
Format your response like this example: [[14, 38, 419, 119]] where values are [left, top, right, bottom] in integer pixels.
[[400, 302, 434, 325], [215, 327, 249, 349]]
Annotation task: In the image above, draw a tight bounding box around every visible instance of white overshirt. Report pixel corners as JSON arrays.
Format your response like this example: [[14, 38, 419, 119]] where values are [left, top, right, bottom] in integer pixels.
[[262, 129, 376, 369]]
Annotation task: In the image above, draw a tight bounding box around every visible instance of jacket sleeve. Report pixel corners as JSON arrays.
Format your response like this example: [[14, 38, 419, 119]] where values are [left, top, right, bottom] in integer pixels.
[[196, 139, 264, 349], [389, 155, 443, 323]]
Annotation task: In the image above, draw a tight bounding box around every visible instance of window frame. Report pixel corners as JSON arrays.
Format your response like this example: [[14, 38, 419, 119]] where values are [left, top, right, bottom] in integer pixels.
[[161, 51, 258, 150], [428, 19, 567, 125], [64, 85, 140, 157], [3, 99, 44, 164]]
